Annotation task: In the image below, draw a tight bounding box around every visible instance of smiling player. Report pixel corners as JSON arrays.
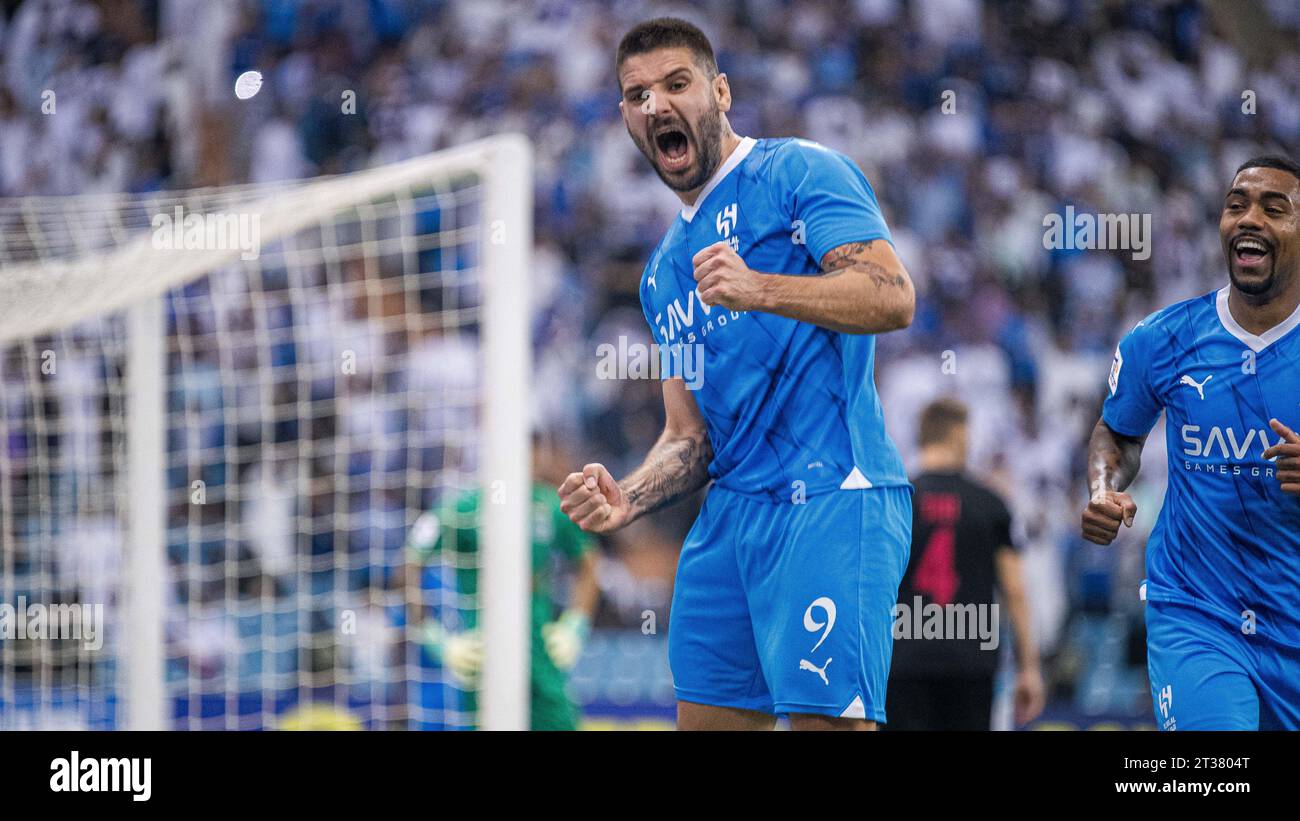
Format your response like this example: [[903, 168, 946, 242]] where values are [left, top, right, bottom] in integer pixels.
[[1082, 156, 1300, 730], [557, 18, 916, 730]]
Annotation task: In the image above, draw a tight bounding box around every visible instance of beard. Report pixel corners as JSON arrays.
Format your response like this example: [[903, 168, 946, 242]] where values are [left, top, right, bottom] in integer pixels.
[[1229, 266, 1276, 297], [1226, 248, 1279, 297], [631, 101, 724, 193]]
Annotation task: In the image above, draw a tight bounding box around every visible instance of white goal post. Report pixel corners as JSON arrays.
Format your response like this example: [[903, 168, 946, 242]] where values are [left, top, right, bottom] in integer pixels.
[[0, 135, 532, 730]]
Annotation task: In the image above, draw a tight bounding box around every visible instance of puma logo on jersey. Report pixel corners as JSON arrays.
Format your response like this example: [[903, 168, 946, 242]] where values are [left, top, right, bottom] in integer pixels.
[[646, 246, 665, 292], [1179, 374, 1212, 400], [799, 657, 832, 685]]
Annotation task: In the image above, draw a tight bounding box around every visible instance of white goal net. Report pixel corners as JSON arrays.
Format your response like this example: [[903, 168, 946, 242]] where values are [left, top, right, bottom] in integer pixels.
[[0, 135, 532, 730]]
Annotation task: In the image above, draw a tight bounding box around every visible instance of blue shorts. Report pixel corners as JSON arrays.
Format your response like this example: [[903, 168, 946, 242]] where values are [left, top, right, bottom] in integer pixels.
[[1146, 600, 1300, 730], [668, 484, 912, 721]]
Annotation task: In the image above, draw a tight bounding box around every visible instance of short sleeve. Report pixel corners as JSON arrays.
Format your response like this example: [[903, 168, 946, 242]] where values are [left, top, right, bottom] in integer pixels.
[[640, 249, 668, 348], [1101, 319, 1163, 438], [774, 140, 893, 265], [641, 296, 664, 348]]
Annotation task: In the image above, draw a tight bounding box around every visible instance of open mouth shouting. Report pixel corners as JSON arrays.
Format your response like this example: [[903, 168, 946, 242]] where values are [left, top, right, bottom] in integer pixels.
[[1231, 233, 1273, 272], [652, 123, 693, 174]]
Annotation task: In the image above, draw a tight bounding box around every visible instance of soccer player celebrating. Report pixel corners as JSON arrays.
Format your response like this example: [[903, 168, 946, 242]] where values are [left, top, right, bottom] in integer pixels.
[[557, 18, 916, 730], [1081, 156, 1300, 730]]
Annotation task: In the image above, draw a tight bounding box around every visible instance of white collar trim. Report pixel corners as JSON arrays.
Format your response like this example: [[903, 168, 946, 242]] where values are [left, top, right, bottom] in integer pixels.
[[680, 136, 757, 223], [1215, 286, 1300, 352]]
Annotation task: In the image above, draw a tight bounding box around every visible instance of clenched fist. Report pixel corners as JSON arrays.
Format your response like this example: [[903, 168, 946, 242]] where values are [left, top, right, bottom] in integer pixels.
[[1080, 489, 1137, 546], [557, 463, 631, 534], [692, 241, 766, 311]]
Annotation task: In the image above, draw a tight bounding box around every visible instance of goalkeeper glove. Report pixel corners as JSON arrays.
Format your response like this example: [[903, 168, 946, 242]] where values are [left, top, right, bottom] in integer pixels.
[[542, 610, 591, 671], [419, 622, 483, 688]]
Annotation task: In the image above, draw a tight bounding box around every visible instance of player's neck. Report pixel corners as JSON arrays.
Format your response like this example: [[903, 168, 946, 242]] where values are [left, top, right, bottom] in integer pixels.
[[676, 130, 744, 208], [1227, 279, 1300, 336]]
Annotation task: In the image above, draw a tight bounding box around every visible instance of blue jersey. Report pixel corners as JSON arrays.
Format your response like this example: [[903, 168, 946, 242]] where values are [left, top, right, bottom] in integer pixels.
[[638, 137, 908, 501], [1103, 287, 1300, 646]]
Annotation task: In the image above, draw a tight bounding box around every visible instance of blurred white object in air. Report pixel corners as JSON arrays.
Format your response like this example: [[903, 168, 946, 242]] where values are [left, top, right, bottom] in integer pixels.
[[234, 70, 263, 100]]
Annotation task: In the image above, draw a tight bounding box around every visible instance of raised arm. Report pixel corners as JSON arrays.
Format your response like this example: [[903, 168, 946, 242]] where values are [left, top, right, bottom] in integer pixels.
[[691, 238, 915, 335], [558, 377, 712, 533], [1080, 418, 1147, 545]]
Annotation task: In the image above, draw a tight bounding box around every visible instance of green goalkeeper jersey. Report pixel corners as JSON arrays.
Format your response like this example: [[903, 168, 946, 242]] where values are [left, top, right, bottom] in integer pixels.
[[407, 482, 594, 730]]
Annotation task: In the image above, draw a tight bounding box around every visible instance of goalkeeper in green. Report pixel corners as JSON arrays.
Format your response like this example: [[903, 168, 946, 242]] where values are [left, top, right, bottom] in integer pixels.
[[407, 448, 599, 731]]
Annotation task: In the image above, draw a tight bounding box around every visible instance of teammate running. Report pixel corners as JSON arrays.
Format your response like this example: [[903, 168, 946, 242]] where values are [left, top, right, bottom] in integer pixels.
[[1081, 156, 1300, 730]]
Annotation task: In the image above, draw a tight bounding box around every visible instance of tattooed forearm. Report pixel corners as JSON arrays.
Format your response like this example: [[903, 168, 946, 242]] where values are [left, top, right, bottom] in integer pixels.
[[819, 241, 874, 272], [622, 431, 713, 520], [862, 263, 908, 290], [754, 239, 914, 333], [818, 240, 907, 289], [1087, 419, 1145, 497]]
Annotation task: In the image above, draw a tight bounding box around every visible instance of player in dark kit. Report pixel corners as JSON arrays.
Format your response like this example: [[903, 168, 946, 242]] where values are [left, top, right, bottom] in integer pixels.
[[887, 398, 1043, 730], [1082, 156, 1300, 730]]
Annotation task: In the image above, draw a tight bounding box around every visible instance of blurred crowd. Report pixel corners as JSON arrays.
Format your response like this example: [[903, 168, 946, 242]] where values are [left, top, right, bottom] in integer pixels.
[[2, 0, 1299, 724]]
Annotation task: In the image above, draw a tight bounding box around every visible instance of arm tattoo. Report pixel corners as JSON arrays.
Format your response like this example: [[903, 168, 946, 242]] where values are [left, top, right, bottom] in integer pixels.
[[819, 240, 907, 289], [623, 431, 713, 519]]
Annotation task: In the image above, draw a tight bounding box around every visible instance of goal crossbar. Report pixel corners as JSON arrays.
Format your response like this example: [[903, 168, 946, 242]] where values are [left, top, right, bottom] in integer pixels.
[[0, 134, 533, 730]]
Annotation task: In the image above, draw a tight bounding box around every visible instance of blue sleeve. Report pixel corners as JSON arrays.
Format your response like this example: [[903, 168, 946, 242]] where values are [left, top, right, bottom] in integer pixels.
[[774, 140, 893, 266], [1101, 320, 1163, 438], [640, 275, 665, 347]]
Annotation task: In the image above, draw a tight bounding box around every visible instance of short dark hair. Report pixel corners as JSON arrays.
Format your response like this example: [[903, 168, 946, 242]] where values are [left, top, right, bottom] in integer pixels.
[[1234, 155, 1300, 186], [615, 17, 718, 89], [918, 398, 969, 447]]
